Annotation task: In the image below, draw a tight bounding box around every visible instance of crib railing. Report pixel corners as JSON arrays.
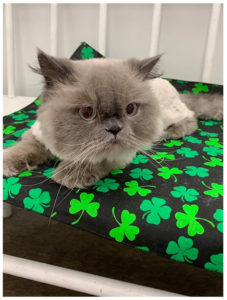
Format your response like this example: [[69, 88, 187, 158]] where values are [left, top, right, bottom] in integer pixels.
[[4, 3, 222, 99]]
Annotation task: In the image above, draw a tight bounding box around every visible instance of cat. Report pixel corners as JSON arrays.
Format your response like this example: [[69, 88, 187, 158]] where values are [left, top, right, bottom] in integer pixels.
[[3, 50, 223, 188]]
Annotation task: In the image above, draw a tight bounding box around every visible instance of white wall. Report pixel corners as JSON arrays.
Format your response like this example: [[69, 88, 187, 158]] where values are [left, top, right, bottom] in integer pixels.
[[3, 3, 223, 97]]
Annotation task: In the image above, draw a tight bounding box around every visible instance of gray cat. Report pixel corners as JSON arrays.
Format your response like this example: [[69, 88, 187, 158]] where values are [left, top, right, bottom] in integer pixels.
[[3, 50, 223, 188]]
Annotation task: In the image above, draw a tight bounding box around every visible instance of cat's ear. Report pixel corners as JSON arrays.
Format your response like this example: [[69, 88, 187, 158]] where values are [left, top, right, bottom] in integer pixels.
[[30, 49, 76, 87], [126, 55, 162, 80]]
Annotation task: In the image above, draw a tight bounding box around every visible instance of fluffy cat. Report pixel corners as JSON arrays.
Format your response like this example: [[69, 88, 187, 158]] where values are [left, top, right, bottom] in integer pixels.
[[3, 50, 223, 188]]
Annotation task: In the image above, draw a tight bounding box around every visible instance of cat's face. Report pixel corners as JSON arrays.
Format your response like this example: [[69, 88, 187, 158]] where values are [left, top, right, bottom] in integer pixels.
[[36, 51, 163, 165]]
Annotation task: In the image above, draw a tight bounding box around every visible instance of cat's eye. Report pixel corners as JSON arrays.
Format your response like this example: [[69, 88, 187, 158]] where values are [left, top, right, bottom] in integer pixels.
[[79, 106, 96, 120], [126, 102, 138, 116]]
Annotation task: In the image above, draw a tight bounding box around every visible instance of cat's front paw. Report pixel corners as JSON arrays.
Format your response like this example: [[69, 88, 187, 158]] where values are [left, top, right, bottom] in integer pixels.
[[52, 162, 101, 189], [3, 148, 26, 177]]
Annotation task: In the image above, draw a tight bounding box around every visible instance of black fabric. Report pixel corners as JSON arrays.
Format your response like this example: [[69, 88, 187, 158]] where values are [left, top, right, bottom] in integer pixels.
[[3, 42, 223, 273]]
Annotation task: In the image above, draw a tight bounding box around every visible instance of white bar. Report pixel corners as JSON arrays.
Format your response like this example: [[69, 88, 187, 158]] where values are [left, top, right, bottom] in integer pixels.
[[98, 3, 107, 56], [3, 254, 181, 297], [149, 4, 162, 57], [5, 3, 15, 98], [3, 203, 12, 218], [50, 3, 58, 56], [202, 3, 222, 83]]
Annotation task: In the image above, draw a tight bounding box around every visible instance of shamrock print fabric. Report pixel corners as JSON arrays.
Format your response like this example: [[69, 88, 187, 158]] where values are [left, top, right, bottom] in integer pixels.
[[3, 42, 223, 273]]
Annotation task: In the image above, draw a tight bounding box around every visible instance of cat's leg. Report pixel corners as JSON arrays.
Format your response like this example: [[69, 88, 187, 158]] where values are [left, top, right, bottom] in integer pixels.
[[181, 93, 223, 120], [163, 116, 198, 140], [52, 160, 110, 189], [3, 129, 53, 177]]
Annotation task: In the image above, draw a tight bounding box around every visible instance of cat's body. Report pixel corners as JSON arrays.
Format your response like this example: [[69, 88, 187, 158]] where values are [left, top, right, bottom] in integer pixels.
[[3, 51, 223, 188]]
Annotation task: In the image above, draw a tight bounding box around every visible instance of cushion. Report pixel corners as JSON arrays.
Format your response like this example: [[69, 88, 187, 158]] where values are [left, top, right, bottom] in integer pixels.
[[3, 42, 223, 273]]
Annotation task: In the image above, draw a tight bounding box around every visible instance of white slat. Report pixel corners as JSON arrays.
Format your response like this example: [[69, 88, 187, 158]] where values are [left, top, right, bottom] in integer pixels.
[[202, 4, 222, 83], [5, 3, 15, 98], [149, 4, 162, 57], [98, 3, 107, 56], [50, 3, 58, 56]]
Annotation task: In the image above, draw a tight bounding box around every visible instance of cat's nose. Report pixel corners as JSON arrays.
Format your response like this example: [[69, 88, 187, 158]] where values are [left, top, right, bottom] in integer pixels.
[[106, 125, 122, 136]]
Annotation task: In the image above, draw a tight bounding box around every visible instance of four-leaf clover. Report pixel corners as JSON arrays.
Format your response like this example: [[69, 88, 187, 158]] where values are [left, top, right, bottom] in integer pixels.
[[23, 188, 51, 214], [177, 147, 199, 158], [3, 177, 22, 200], [166, 236, 199, 263], [69, 192, 100, 224], [140, 198, 172, 225], [130, 168, 153, 180], [184, 166, 209, 177], [131, 154, 149, 164], [203, 146, 223, 156], [109, 207, 139, 242], [204, 253, 223, 273], [171, 186, 199, 202], [81, 47, 94, 59], [213, 209, 223, 233], [183, 136, 202, 144]]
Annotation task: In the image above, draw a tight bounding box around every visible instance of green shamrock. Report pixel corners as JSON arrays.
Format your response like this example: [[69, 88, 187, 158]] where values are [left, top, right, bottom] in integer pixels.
[[203, 156, 223, 167], [183, 136, 202, 144], [177, 80, 188, 84], [28, 110, 37, 114], [35, 99, 42, 106], [23, 188, 51, 214], [166, 236, 199, 263], [3, 125, 16, 135], [140, 198, 171, 225], [182, 90, 190, 94], [200, 131, 218, 137], [163, 140, 183, 148], [175, 204, 215, 236], [69, 192, 100, 224], [3, 177, 22, 200], [157, 167, 183, 182], [177, 147, 199, 158], [27, 120, 36, 127], [203, 146, 223, 156], [18, 170, 33, 177], [130, 168, 153, 180], [111, 167, 125, 175], [11, 113, 29, 121], [171, 186, 199, 202], [43, 168, 55, 178], [213, 209, 223, 233], [151, 152, 175, 162], [184, 166, 209, 178], [135, 246, 150, 252], [204, 253, 223, 273], [205, 138, 222, 148], [3, 140, 17, 148], [123, 180, 153, 196], [200, 120, 222, 126], [201, 181, 223, 198], [192, 83, 209, 94], [109, 207, 139, 242], [81, 47, 94, 59], [131, 154, 149, 164], [93, 178, 120, 192], [13, 128, 29, 137]]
